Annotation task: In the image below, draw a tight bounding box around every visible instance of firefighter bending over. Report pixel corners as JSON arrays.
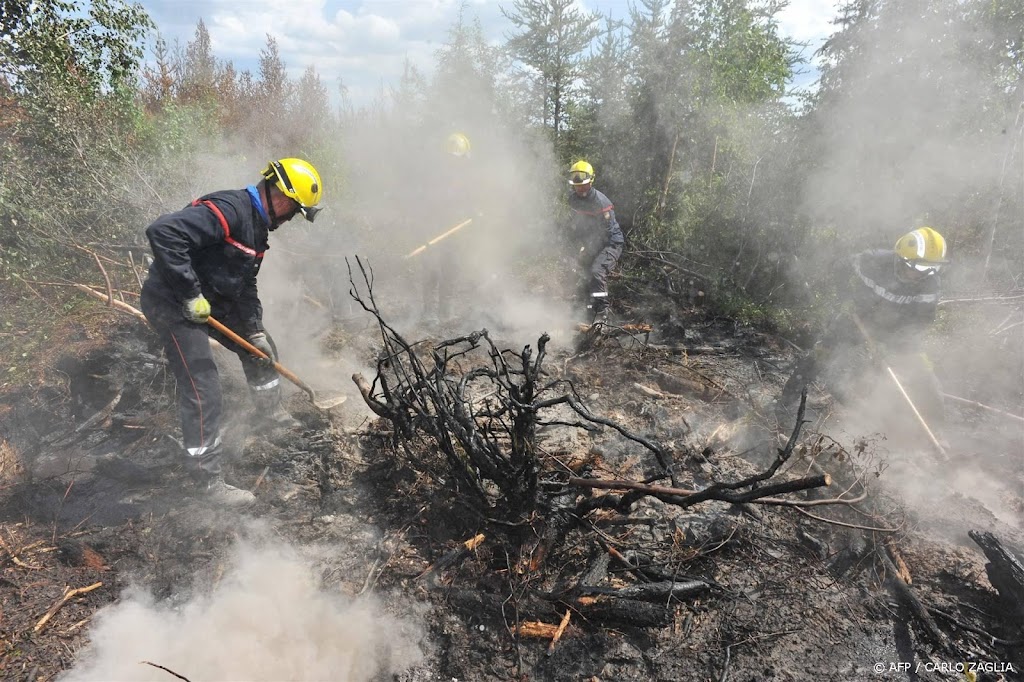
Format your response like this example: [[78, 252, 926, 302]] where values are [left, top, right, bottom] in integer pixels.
[[141, 158, 324, 506], [779, 227, 949, 436]]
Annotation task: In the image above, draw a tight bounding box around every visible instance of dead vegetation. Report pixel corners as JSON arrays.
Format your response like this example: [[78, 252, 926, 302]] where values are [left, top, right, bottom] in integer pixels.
[[1, 275, 1023, 681]]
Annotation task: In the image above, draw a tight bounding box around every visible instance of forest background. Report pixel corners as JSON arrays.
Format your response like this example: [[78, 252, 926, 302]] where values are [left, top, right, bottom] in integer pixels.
[[1, 0, 1022, 365]]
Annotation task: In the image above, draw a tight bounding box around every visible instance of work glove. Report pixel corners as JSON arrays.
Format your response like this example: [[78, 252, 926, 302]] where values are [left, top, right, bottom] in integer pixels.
[[182, 295, 211, 323], [247, 332, 276, 369]]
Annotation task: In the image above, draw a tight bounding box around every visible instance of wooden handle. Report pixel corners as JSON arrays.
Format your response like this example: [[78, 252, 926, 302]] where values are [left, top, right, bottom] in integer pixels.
[[206, 316, 315, 400], [848, 312, 947, 460], [403, 218, 473, 259]]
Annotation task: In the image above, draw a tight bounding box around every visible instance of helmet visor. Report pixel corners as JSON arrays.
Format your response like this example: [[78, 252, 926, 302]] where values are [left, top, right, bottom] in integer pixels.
[[299, 205, 322, 223], [569, 171, 593, 185]]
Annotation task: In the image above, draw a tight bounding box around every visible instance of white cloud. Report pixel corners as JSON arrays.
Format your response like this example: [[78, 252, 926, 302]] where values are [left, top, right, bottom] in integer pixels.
[[777, 0, 839, 45], [140, 0, 839, 106]]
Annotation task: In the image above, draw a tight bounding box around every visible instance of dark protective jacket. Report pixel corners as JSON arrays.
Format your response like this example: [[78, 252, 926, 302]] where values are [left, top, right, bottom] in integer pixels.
[[566, 187, 624, 256], [144, 189, 269, 333], [846, 248, 941, 348]]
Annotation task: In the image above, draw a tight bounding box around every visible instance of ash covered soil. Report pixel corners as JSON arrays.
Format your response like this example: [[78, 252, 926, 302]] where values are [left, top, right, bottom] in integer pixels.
[[1, 303, 1023, 682]]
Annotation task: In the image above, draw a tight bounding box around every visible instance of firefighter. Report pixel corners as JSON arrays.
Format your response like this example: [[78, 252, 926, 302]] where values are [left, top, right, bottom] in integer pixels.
[[140, 158, 324, 505], [779, 227, 949, 430], [417, 132, 474, 330], [565, 160, 624, 326]]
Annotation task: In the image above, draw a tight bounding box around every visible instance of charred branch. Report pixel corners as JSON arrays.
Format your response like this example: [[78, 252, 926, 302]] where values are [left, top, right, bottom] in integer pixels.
[[346, 256, 676, 516], [969, 531, 1024, 626]]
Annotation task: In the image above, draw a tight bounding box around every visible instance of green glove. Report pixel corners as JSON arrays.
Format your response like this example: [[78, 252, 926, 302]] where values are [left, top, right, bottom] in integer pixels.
[[182, 295, 211, 323], [247, 332, 276, 368]]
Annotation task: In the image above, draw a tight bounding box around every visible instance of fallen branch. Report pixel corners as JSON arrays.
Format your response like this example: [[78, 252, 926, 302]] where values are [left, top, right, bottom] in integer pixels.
[[578, 580, 709, 602], [141, 660, 193, 682], [878, 546, 949, 650], [571, 474, 830, 513], [351, 372, 391, 419], [91, 251, 114, 306], [795, 507, 901, 533], [927, 606, 1023, 646], [72, 283, 145, 321], [547, 609, 571, 655], [33, 581, 103, 633], [74, 386, 124, 433]]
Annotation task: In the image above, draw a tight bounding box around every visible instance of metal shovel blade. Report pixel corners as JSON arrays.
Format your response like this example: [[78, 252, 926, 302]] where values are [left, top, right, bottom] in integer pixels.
[[312, 393, 348, 410]]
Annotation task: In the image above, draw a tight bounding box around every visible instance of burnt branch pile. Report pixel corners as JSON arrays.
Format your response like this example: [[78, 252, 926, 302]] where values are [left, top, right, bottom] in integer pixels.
[[343, 258, 857, 636]]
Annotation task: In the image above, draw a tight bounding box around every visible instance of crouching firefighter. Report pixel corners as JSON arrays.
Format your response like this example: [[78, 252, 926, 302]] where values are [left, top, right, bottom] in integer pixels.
[[565, 160, 624, 326], [779, 227, 949, 438], [140, 158, 324, 505]]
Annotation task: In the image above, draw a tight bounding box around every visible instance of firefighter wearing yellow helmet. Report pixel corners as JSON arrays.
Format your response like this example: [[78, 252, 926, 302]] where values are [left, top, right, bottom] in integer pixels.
[[445, 132, 472, 158], [565, 160, 624, 327], [779, 227, 949, 437], [407, 131, 479, 331], [140, 157, 325, 506]]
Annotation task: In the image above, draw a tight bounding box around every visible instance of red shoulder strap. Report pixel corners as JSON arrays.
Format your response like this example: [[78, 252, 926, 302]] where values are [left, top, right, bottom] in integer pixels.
[[192, 199, 264, 258]]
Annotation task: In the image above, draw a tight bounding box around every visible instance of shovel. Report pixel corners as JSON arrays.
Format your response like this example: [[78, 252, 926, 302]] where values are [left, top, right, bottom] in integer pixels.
[[207, 316, 347, 411], [849, 312, 948, 461], [404, 218, 474, 259]]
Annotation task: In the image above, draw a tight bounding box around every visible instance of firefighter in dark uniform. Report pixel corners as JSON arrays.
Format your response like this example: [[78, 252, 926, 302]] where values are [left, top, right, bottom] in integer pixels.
[[418, 132, 474, 329], [140, 158, 324, 505], [779, 227, 949, 431], [565, 160, 624, 326]]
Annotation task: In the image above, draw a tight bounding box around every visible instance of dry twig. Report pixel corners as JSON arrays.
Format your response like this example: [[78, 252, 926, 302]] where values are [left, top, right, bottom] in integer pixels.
[[33, 582, 103, 633]]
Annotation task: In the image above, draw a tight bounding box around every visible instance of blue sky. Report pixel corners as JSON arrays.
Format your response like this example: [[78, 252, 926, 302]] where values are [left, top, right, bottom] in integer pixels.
[[140, 0, 840, 105]]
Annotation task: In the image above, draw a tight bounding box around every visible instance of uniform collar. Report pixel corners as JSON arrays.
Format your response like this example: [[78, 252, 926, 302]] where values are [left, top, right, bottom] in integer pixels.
[[246, 184, 270, 225]]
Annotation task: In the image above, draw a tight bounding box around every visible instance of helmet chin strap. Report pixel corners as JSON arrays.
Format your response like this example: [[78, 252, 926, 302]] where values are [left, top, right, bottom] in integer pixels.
[[264, 178, 280, 231]]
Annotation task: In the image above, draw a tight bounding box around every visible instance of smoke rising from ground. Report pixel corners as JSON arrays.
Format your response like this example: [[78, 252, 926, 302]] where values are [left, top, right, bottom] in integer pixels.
[[255, 100, 576, 406], [59, 532, 424, 682]]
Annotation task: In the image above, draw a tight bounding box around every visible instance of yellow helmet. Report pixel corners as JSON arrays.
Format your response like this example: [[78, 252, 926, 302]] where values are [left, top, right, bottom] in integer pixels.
[[894, 227, 948, 271], [262, 158, 323, 222], [445, 133, 471, 158], [568, 160, 594, 186]]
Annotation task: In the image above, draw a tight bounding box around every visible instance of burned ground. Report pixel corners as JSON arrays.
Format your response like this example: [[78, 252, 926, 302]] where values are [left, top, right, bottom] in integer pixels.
[[1, 299, 1023, 682]]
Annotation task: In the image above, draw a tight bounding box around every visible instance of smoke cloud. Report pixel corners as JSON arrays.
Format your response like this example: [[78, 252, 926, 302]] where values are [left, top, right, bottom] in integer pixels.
[[59, 534, 425, 682]]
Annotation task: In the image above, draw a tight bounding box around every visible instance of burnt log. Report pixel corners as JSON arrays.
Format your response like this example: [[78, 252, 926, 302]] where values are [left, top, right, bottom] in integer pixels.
[[573, 596, 673, 628], [969, 530, 1024, 626], [577, 580, 709, 602]]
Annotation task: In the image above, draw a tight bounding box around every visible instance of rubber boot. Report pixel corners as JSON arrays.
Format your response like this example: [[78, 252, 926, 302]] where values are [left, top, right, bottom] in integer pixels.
[[250, 382, 303, 433], [184, 440, 255, 507]]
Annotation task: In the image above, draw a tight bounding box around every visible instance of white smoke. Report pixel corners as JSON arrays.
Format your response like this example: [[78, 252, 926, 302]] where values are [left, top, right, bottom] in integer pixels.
[[60, 535, 425, 682]]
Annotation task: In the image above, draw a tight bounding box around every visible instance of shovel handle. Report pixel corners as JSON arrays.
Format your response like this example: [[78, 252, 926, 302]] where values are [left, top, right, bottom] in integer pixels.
[[206, 316, 316, 401], [848, 312, 948, 460]]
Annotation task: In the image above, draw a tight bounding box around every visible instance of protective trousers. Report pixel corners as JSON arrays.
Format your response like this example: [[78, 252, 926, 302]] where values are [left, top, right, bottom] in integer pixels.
[[578, 244, 622, 320], [141, 286, 281, 475], [420, 246, 456, 322]]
